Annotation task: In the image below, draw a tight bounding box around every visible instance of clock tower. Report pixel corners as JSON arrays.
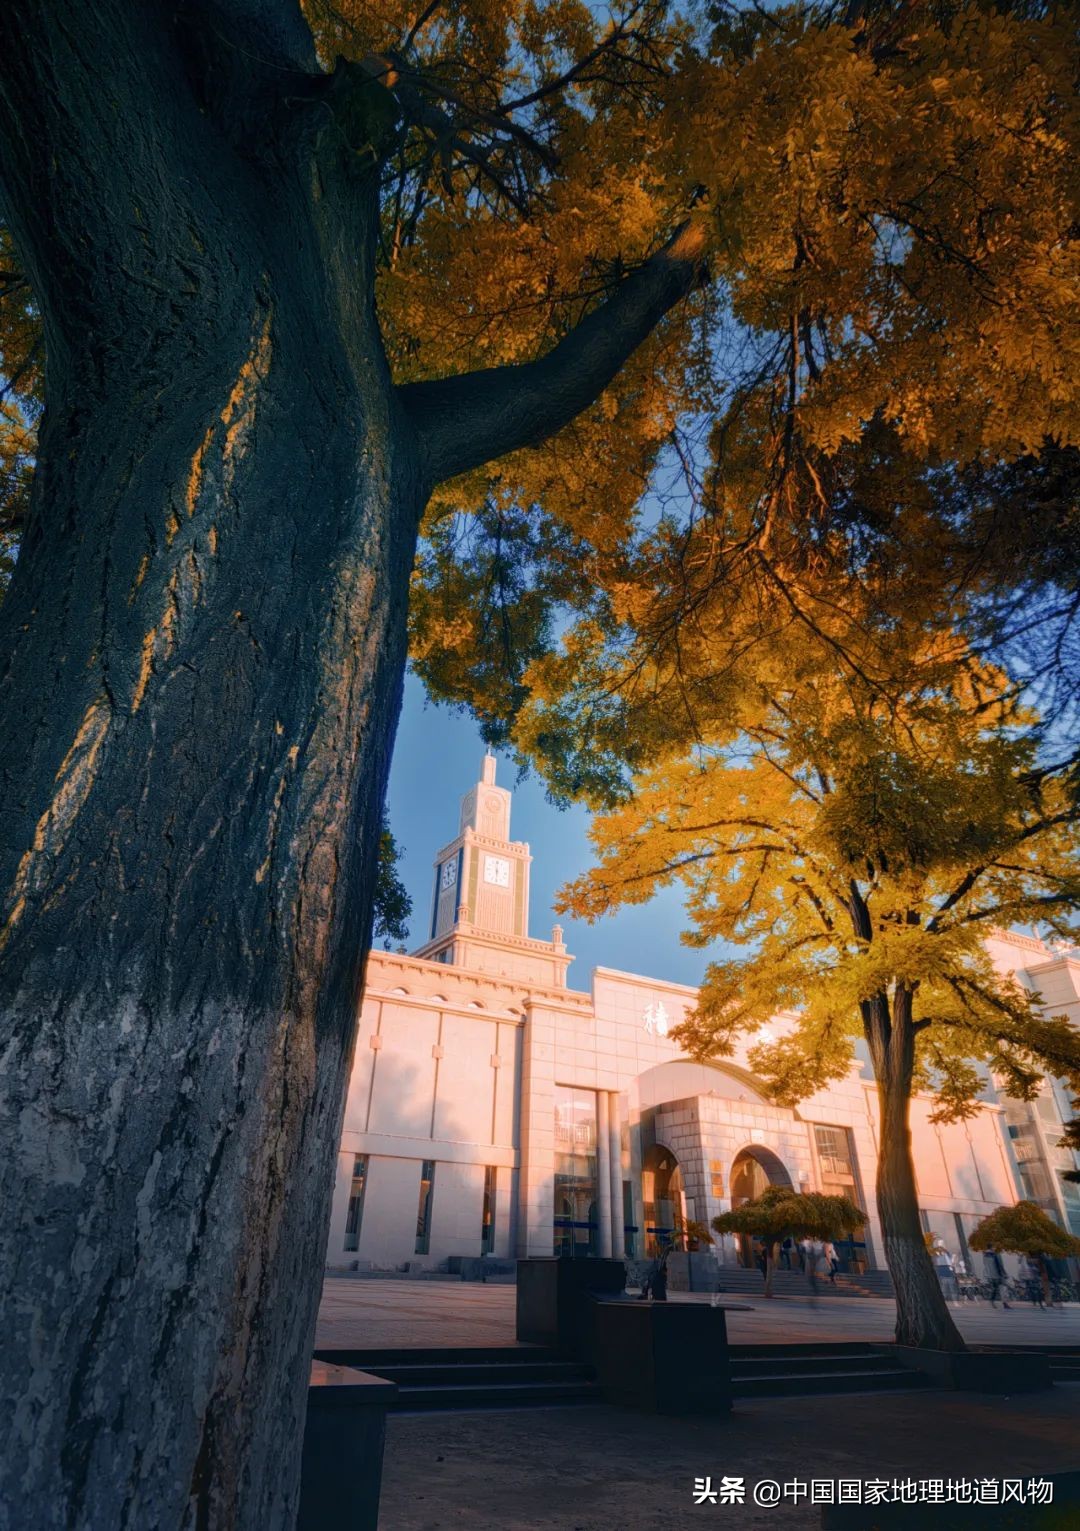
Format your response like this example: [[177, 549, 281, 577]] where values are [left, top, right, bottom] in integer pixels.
[[421, 753, 532, 950]]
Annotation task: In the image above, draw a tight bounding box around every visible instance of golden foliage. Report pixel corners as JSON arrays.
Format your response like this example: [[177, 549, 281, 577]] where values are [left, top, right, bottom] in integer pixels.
[[968, 1200, 1080, 1260], [543, 596, 1080, 1122]]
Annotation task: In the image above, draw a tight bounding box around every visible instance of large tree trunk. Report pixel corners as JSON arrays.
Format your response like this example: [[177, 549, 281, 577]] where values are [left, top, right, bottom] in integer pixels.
[[867, 992, 966, 1353], [0, 8, 423, 1528], [0, 8, 704, 1524]]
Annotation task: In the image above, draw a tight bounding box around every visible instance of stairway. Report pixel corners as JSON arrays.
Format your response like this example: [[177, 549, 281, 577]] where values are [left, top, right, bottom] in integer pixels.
[[316, 1339, 930, 1409], [1051, 1350, 1080, 1382], [713, 1266, 895, 1299], [729, 1342, 929, 1397], [313, 1345, 600, 1411], [1006, 1345, 1080, 1383]]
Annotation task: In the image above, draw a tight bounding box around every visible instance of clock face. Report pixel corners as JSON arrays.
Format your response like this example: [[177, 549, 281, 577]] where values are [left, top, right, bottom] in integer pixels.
[[483, 855, 510, 887], [440, 858, 458, 891]]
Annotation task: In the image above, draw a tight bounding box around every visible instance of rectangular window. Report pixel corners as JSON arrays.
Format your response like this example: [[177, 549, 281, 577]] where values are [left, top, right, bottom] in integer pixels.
[[481, 1166, 497, 1255], [1036, 1093, 1063, 1126], [952, 1211, 971, 1272], [553, 1085, 598, 1256], [415, 1160, 435, 1255], [343, 1154, 368, 1253], [813, 1125, 855, 1182], [815, 1124, 872, 1269]]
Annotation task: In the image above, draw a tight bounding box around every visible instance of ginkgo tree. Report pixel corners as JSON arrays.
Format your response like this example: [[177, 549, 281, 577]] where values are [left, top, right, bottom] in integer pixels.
[[547, 613, 1080, 1353], [712, 1186, 865, 1299], [969, 1201, 1080, 1304], [0, 0, 1078, 1524]]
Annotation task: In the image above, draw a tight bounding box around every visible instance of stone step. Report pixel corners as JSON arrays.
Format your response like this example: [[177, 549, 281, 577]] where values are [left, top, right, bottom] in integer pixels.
[[315, 1345, 566, 1368], [731, 1353, 901, 1378], [713, 1268, 894, 1298], [316, 1345, 600, 1411], [391, 1379, 601, 1411], [730, 1341, 884, 1358], [734, 1368, 931, 1398], [359, 1361, 594, 1387]]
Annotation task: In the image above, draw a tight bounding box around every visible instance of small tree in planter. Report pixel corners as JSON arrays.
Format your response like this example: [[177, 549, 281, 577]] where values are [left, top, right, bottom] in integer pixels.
[[675, 1216, 715, 1255], [969, 1202, 1080, 1303], [712, 1187, 865, 1298], [648, 1216, 714, 1300]]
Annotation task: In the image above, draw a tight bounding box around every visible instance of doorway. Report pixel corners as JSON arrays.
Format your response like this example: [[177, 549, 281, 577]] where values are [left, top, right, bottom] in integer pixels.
[[642, 1143, 686, 1257], [729, 1146, 793, 1268]]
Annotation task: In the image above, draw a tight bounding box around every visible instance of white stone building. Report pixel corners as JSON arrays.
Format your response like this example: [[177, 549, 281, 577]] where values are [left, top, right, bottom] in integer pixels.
[[325, 757, 1080, 1274]]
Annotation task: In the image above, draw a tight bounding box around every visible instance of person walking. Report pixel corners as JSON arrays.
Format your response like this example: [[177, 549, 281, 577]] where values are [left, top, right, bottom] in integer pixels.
[[804, 1238, 821, 1297], [823, 1240, 838, 1284], [780, 1237, 794, 1272], [983, 1244, 1010, 1309], [931, 1238, 959, 1304], [1024, 1255, 1046, 1309]]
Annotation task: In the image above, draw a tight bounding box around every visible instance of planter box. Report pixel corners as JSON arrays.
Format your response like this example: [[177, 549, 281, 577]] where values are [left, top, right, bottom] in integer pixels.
[[893, 1346, 1052, 1393], [665, 1251, 721, 1292], [516, 1257, 626, 1351], [589, 1299, 735, 1415], [298, 1362, 398, 1531]]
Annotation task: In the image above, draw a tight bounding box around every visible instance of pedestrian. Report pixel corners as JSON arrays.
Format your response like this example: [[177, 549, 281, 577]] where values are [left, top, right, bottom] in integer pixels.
[[804, 1238, 821, 1296], [823, 1240, 838, 1283], [780, 1237, 794, 1272], [983, 1244, 1010, 1309], [753, 1238, 768, 1283], [1024, 1255, 1046, 1309], [931, 1238, 959, 1304], [1035, 1251, 1055, 1308]]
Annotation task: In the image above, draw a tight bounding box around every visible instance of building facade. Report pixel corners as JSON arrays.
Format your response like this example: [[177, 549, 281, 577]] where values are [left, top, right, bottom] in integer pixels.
[[326, 758, 1080, 1274]]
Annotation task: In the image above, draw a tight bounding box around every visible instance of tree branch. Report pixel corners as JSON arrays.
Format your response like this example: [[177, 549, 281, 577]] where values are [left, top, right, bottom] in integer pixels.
[[398, 221, 709, 485]]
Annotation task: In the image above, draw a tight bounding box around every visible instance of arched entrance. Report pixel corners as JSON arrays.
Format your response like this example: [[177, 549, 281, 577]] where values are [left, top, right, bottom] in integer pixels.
[[642, 1143, 687, 1257], [729, 1146, 794, 1268]]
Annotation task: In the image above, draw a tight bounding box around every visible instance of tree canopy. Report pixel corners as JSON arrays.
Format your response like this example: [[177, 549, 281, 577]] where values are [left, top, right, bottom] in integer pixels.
[[712, 1185, 864, 1294], [372, 816, 413, 947], [5, 1, 1079, 650], [536, 577, 1080, 1346], [969, 1200, 1080, 1261], [403, 0, 1080, 740], [712, 1185, 864, 1244], [550, 624, 1080, 1120]]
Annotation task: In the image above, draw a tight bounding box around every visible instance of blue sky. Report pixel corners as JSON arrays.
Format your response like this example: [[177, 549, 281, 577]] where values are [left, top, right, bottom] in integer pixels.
[[385, 670, 713, 990]]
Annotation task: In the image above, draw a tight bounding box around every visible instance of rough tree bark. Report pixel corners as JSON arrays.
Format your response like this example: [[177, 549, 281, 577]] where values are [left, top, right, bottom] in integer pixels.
[[0, 4, 704, 1528], [865, 989, 966, 1353], [763, 1242, 779, 1297]]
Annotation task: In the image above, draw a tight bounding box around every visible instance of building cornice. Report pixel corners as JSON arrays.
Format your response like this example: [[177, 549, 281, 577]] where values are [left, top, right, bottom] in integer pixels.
[[591, 965, 703, 999], [414, 922, 566, 962], [431, 826, 531, 867], [365, 948, 590, 1015], [988, 926, 1052, 957]]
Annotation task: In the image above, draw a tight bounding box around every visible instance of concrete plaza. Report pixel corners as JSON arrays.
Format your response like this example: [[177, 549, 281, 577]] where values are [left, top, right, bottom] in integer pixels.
[[376, 1388, 1080, 1531], [316, 1276, 1080, 1530], [316, 1272, 1080, 1352]]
